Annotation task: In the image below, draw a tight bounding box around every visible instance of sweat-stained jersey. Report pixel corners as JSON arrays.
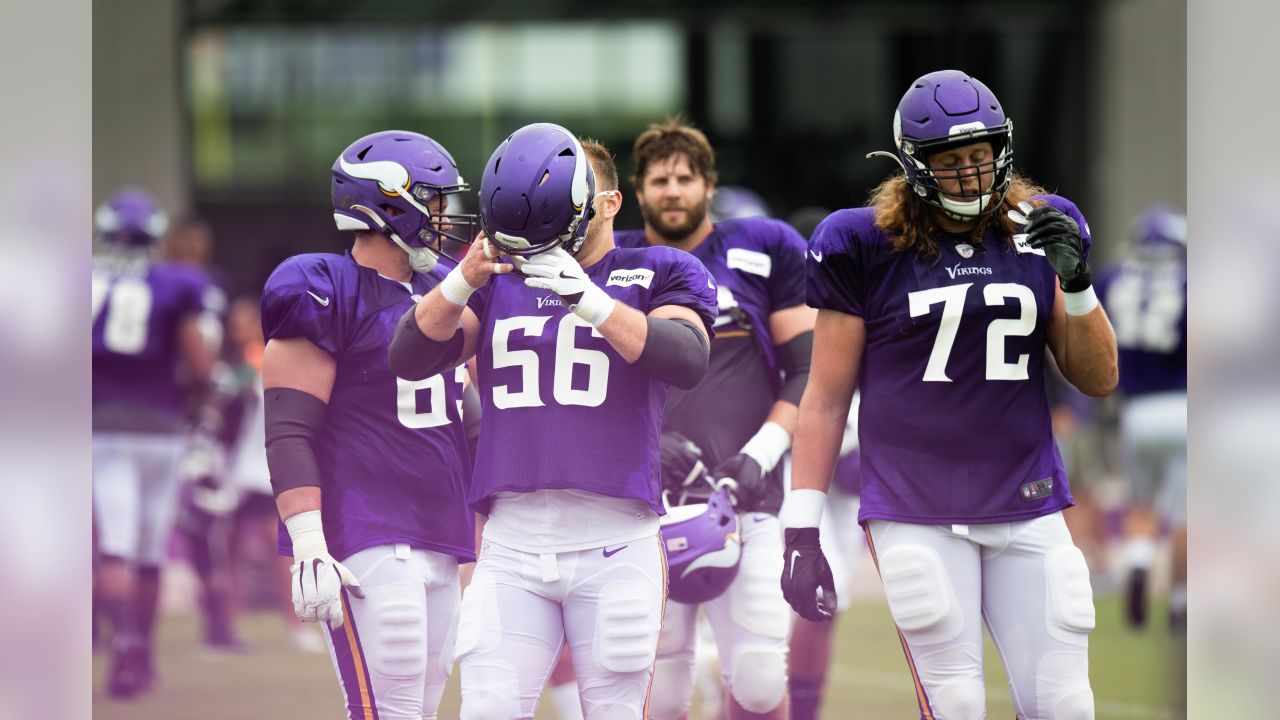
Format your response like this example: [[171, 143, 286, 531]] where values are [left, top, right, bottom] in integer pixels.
[[465, 245, 718, 516], [261, 251, 474, 562], [1095, 257, 1187, 397], [92, 254, 219, 433], [616, 218, 808, 513], [807, 195, 1091, 525]]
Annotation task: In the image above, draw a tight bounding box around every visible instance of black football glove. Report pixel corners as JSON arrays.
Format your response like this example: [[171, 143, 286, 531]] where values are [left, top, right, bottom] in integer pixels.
[[711, 453, 768, 511], [1024, 205, 1091, 292], [781, 527, 837, 622], [660, 431, 706, 495]]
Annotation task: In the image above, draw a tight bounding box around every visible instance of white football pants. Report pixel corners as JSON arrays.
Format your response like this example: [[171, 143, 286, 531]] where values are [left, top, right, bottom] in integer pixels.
[[649, 512, 792, 719], [1120, 391, 1187, 525], [323, 544, 460, 720], [867, 512, 1095, 720], [456, 534, 666, 720], [92, 432, 185, 565]]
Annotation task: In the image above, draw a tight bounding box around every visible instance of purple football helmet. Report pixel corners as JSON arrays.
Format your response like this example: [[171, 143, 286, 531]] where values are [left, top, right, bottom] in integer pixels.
[[480, 123, 596, 257], [331, 130, 478, 271], [868, 69, 1014, 220], [660, 486, 743, 604], [1131, 205, 1187, 258], [711, 186, 771, 222], [94, 188, 168, 248]]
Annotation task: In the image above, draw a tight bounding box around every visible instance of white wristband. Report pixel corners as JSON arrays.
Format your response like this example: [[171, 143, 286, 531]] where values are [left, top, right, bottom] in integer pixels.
[[780, 488, 827, 529], [1063, 286, 1098, 317], [284, 510, 329, 560], [571, 284, 616, 327], [740, 421, 791, 472], [440, 264, 478, 306]]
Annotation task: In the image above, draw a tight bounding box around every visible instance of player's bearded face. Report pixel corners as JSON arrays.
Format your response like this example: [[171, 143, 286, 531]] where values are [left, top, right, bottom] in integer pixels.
[[638, 155, 712, 242]]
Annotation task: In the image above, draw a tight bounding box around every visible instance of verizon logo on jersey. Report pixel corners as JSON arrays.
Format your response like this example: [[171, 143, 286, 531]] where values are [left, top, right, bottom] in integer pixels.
[[945, 263, 993, 280], [607, 268, 655, 289]]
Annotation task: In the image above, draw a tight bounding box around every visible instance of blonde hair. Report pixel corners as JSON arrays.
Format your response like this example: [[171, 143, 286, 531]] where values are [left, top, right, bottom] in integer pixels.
[[869, 171, 1049, 265], [579, 137, 618, 192]]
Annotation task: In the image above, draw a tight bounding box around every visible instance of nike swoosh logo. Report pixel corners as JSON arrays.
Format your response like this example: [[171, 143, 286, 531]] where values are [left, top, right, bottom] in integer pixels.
[[788, 550, 801, 579], [306, 290, 330, 307], [752, 514, 770, 523], [681, 535, 742, 577], [559, 270, 576, 280], [809, 250, 823, 262], [602, 545, 628, 558]]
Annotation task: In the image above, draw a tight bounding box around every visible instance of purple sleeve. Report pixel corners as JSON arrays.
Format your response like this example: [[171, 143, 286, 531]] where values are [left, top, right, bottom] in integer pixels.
[[766, 220, 808, 311], [260, 256, 344, 356], [651, 250, 719, 337], [805, 211, 865, 316]]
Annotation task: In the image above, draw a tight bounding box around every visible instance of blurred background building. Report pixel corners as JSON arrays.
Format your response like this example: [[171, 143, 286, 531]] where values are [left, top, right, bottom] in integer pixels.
[[95, 0, 1184, 296]]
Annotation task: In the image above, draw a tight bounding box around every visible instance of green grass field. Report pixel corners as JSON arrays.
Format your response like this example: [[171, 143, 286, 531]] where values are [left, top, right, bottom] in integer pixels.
[[93, 595, 1185, 719]]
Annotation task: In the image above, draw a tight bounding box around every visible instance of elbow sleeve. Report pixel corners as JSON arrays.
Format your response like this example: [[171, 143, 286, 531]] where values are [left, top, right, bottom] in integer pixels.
[[264, 387, 328, 497], [636, 317, 709, 390], [388, 305, 465, 381], [778, 330, 813, 406]]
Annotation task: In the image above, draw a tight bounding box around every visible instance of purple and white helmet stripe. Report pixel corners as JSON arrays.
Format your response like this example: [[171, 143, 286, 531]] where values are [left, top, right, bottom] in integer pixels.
[[659, 486, 743, 604], [331, 130, 478, 271], [480, 122, 596, 257]]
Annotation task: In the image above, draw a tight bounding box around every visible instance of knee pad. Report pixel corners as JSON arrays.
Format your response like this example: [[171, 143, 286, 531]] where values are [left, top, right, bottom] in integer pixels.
[[585, 704, 640, 720], [593, 581, 660, 673], [1045, 546, 1095, 644], [727, 646, 787, 713], [878, 544, 964, 646], [647, 656, 695, 720], [1051, 689, 1095, 720], [459, 688, 516, 720], [365, 584, 428, 680], [932, 679, 986, 720], [1033, 650, 1093, 720]]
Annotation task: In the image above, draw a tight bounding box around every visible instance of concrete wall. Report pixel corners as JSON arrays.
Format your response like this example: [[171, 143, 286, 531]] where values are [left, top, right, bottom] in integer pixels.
[[1092, 0, 1187, 256], [93, 0, 186, 217]]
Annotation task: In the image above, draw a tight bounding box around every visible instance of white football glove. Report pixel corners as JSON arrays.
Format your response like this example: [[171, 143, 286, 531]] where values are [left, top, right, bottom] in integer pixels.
[[515, 247, 615, 327], [285, 511, 364, 630]]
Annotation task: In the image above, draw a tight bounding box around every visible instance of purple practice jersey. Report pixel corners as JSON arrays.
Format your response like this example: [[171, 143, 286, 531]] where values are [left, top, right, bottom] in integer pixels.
[[617, 218, 807, 512], [92, 254, 218, 433], [262, 252, 474, 562], [808, 195, 1092, 525], [1095, 258, 1187, 397], [465, 245, 717, 516]]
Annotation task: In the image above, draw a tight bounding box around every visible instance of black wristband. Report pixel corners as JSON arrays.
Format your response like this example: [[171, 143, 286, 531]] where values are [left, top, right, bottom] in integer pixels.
[[264, 387, 328, 497], [636, 317, 709, 390], [388, 304, 465, 381], [1061, 266, 1093, 294], [777, 330, 813, 406]]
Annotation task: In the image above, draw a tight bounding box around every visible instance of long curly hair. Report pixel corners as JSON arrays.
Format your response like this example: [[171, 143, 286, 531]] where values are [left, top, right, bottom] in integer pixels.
[[869, 172, 1049, 265]]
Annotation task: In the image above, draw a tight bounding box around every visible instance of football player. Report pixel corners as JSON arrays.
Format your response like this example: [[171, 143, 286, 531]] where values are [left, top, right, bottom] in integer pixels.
[[613, 119, 815, 720], [388, 123, 717, 719], [261, 130, 479, 720], [1095, 206, 1188, 631], [92, 188, 218, 697], [780, 69, 1118, 720]]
